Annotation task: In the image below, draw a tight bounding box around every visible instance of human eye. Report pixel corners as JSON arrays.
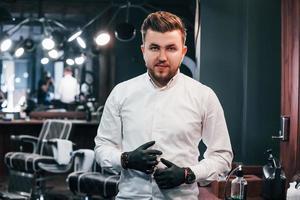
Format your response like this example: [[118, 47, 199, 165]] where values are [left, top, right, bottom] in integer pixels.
[[149, 46, 159, 51], [167, 46, 177, 52], [148, 44, 160, 51]]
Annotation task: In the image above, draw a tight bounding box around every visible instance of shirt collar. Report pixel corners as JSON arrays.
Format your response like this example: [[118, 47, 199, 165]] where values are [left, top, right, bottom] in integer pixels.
[[147, 69, 180, 90]]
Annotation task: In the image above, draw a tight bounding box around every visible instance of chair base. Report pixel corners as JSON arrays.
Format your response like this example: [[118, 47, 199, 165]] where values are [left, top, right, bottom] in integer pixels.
[[8, 170, 34, 196]]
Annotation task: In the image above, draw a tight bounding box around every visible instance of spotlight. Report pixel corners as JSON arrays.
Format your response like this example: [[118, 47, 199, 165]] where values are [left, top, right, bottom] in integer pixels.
[[74, 55, 85, 65], [0, 38, 12, 52], [95, 32, 110, 46], [68, 30, 82, 42], [76, 36, 86, 49], [66, 58, 75, 66], [14, 47, 24, 58], [42, 37, 55, 50], [115, 22, 136, 42], [41, 57, 49, 65], [48, 49, 59, 59]]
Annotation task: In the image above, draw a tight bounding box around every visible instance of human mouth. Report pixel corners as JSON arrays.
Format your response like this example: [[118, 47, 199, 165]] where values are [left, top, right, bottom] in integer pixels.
[[155, 64, 169, 68]]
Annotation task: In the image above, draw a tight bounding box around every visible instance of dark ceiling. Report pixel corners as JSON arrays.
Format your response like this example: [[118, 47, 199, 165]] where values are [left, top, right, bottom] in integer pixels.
[[0, 0, 195, 29]]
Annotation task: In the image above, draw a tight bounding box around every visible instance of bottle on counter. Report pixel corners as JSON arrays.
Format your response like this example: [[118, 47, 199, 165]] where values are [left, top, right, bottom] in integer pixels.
[[230, 166, 248, 200]]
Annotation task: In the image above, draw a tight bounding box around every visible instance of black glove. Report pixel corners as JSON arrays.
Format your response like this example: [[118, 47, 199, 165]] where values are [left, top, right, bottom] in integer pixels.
[[123, 141, 162, 174], [153, 158, 185, 189]]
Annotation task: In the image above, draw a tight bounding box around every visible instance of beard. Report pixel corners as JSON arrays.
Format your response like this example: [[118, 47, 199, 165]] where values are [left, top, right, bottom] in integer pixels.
[[147, 66, 177, 87]]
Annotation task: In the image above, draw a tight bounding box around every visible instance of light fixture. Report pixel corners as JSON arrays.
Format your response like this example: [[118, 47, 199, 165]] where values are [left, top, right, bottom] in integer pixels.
[[66, 58, 75, 66], [114, 2, 136, 42], [67, 30, 82, 42], [42, 37, 55, 50], [67, 5, 113, 42], [0, 17, 68, 60], [14, 47, 24, 58], [0, 37, 12, 52], [41, 57, 49, 65], [95, 32, 111, 46], [12, 37, 35, 58], [68, 1, 150, 46], [48, 49, 59, 59], [74, 55, 85, 65], [0, 18, 30, 53], [76, 37, 86, 49], [115, 22, 136, 42]]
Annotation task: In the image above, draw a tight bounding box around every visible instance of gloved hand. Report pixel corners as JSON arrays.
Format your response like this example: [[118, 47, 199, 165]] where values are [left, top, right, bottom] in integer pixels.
[[153, 158, 185, 189], [125, 141, 162, 174]]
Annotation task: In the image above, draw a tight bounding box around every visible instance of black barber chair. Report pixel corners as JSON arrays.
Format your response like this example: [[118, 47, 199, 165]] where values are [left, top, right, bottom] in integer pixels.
[[67, 150, 119, 200], [2, 119, 73, 199]]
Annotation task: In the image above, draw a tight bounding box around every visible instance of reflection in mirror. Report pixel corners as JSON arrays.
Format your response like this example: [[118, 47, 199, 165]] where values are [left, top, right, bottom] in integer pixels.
[[0, 59, 28, 112]]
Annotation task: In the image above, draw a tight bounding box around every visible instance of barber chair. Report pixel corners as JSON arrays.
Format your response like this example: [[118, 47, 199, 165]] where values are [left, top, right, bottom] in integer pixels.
[[67, 150, 120, 200], [1, 119, 73, 200]]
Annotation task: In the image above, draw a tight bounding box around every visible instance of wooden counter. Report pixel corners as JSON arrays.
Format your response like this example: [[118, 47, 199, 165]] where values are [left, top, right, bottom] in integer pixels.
[[0, 119, 99, 176]]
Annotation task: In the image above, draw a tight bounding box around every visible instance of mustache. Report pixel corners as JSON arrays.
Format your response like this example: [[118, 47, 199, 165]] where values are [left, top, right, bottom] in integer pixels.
[[155, 61, 168, 66]]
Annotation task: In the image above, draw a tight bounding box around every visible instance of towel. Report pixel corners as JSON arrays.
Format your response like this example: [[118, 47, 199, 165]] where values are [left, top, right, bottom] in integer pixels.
[[73, 149, 95, 172], [52, 139, 73, 165]]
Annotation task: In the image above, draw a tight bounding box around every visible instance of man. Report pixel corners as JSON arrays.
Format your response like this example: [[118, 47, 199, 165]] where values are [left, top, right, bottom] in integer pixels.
[[95, 11, 233, 199], [37, 72, 53, 105], [57, 67, 79, 104]]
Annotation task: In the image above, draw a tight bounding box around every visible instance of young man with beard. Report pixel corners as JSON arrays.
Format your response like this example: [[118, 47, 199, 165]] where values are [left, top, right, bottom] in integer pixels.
[[95, 11, 233, 200]]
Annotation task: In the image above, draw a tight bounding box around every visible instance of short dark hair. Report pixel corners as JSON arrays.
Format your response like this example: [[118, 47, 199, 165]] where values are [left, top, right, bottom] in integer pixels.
[[64, 66, 72, 73], [141, 11, 186, 44]]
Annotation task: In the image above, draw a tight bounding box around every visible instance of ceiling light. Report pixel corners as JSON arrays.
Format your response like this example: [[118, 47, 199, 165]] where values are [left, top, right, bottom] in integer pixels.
[[95, 32, 111, 46], [67, 5, 112, 42], [0, 38, 12, 52], [48, 49, 59, 59], [75, 55, 85, 65], [68, 30, 82, 42], [14, 47, 25, 58], [42, 37, 55, 50], [115, 22, 136, 42], [41, 57, 49, 65], [76, 36, 86, 49], [66, 58, 75, 66]]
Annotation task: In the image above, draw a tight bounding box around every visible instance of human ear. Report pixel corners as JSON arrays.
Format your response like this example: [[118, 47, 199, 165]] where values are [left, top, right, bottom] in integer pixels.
[[141, 45, 145, 53]]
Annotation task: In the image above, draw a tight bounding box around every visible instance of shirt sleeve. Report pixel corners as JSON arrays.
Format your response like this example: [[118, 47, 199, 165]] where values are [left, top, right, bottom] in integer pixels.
[[190, 89, 233, 185], [94, 86, 123, 172]]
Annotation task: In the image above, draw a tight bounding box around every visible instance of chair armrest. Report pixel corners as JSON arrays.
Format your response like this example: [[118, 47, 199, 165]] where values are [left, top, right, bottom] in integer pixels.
[[10, 135, 39, 152]]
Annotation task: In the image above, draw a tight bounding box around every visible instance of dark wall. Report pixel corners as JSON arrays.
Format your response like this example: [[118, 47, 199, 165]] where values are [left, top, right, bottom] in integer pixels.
[[200, 0, 281, 164]]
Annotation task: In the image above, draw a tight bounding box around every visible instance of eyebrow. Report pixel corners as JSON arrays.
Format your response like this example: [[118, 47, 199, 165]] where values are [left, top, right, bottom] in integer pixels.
[[149, 43, 177, 48]]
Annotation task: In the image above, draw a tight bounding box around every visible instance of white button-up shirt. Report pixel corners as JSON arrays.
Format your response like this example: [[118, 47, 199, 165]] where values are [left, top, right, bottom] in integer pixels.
[[94, 72, 233, 200], [58, 74, 80, 104]]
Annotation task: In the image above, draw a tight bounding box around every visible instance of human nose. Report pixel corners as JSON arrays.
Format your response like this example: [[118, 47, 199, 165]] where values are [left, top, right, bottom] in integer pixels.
[[158, 50, 167, 61]]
